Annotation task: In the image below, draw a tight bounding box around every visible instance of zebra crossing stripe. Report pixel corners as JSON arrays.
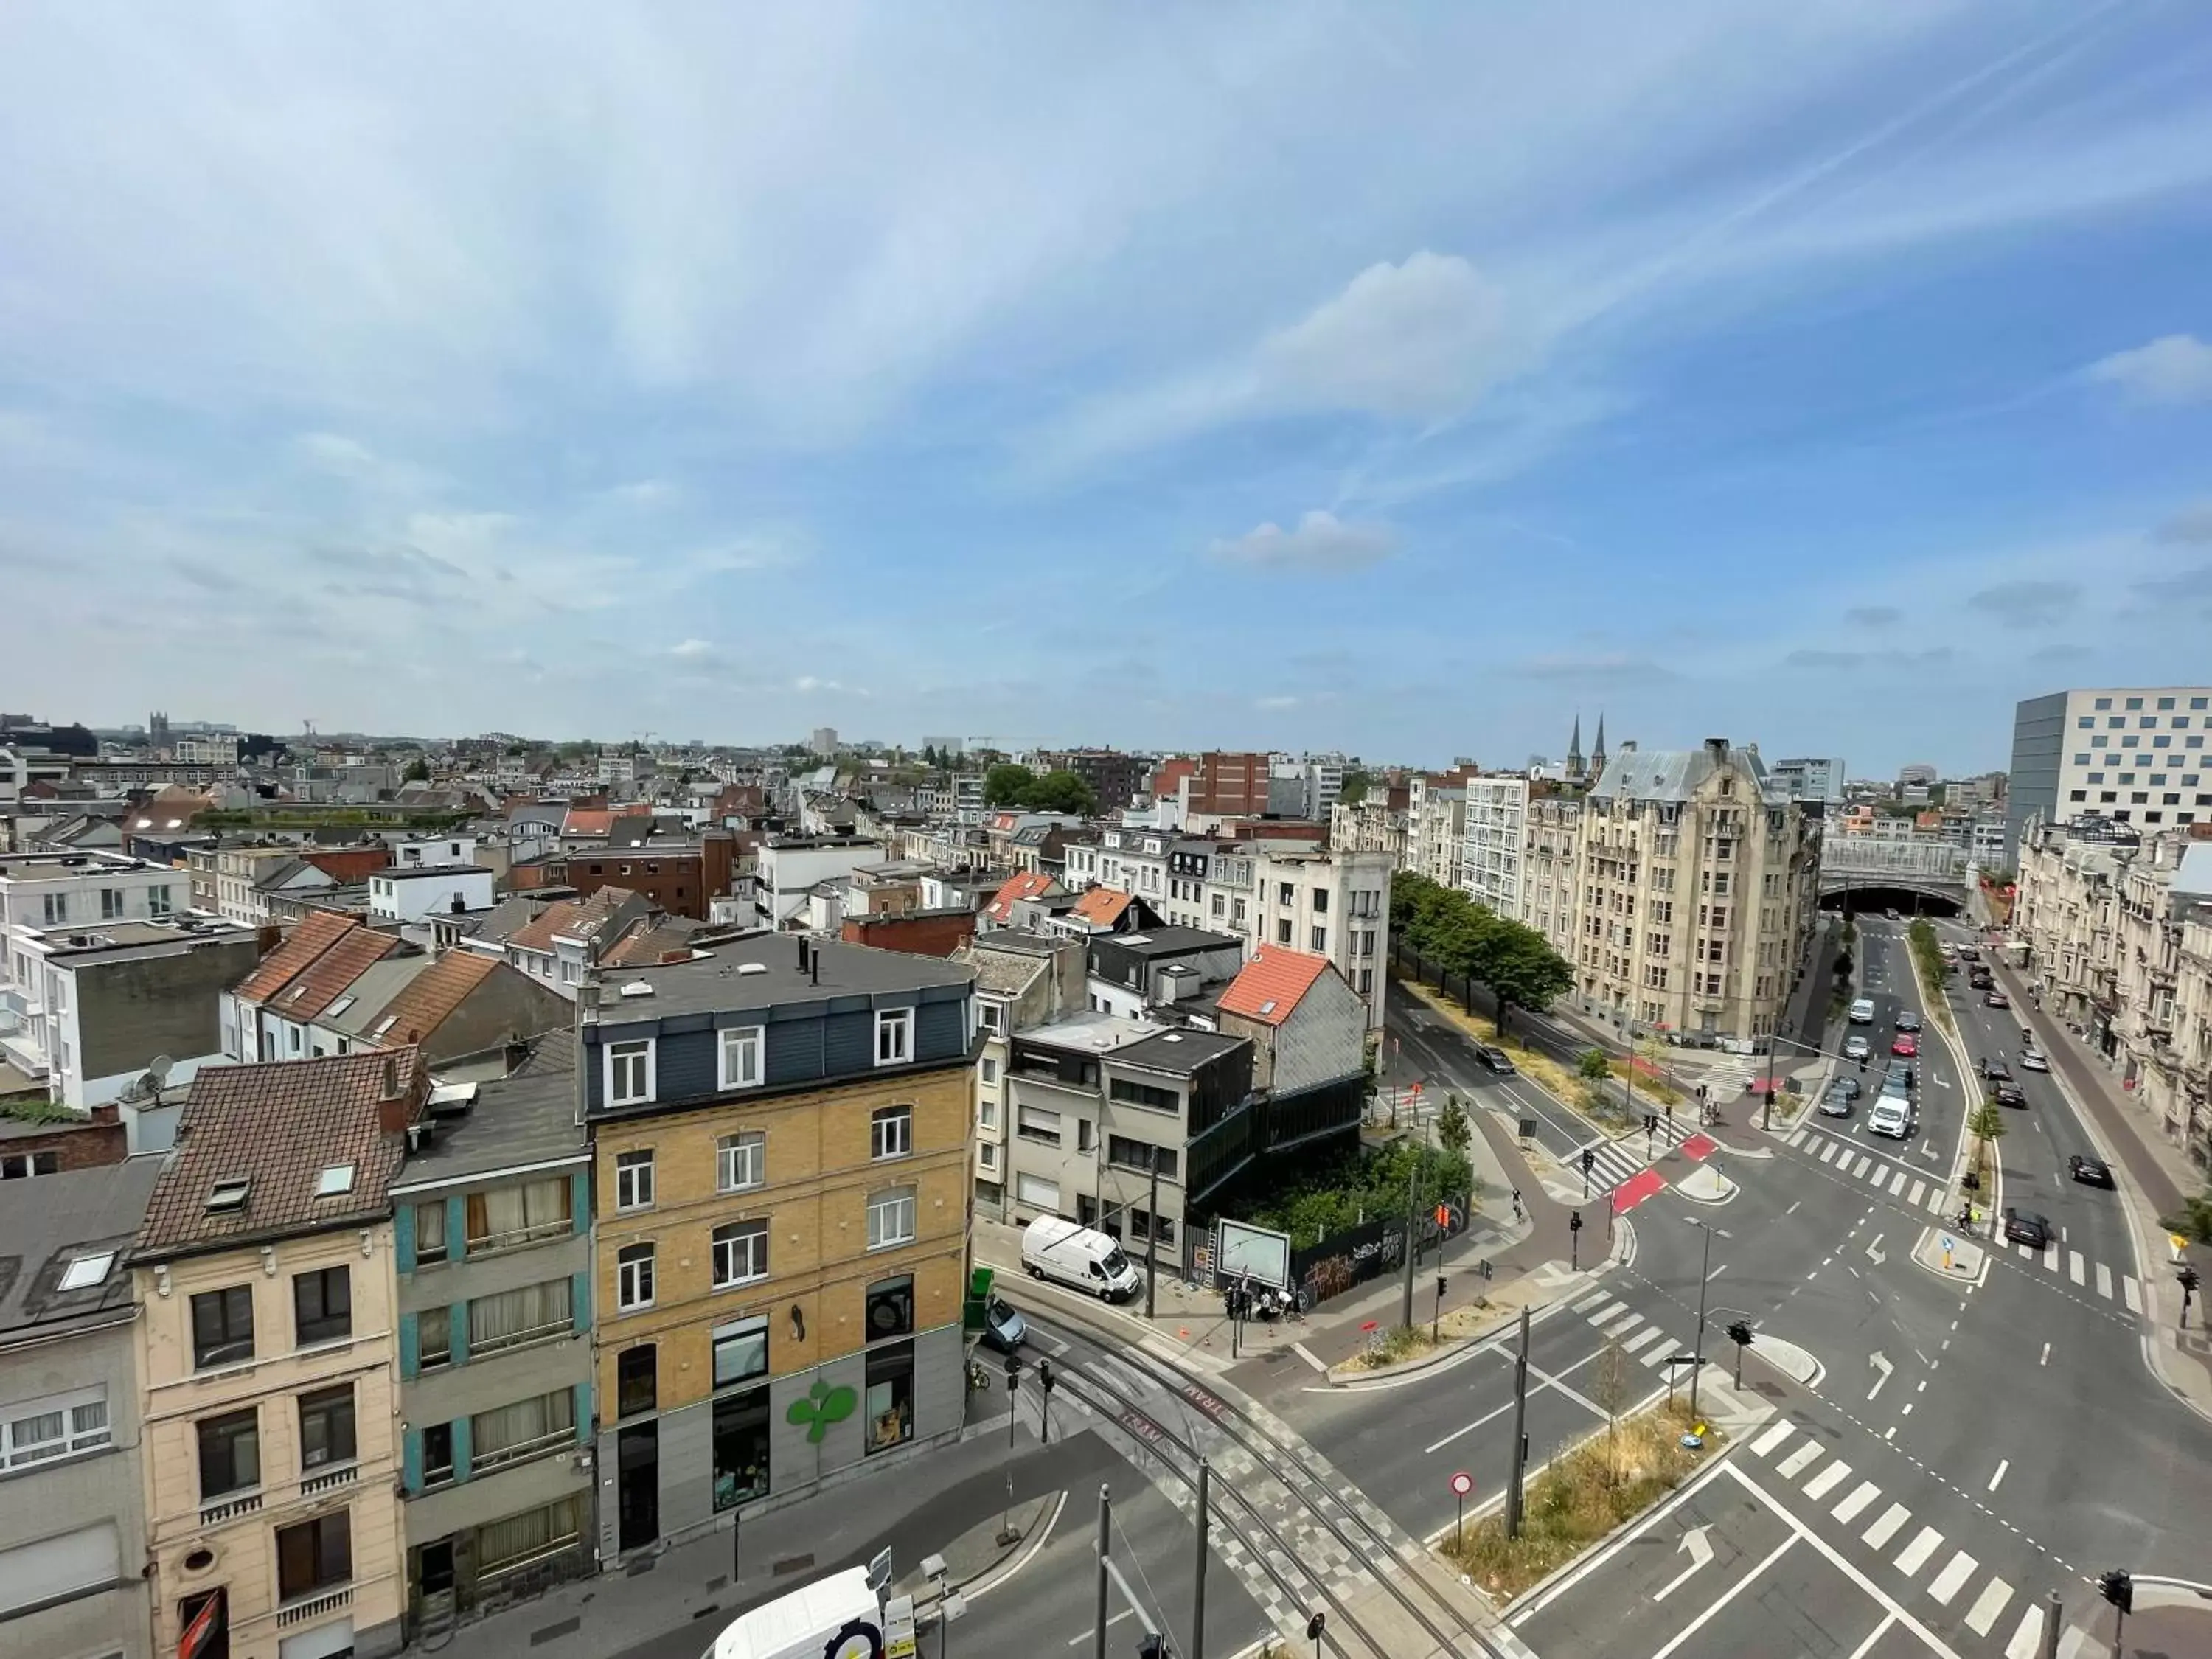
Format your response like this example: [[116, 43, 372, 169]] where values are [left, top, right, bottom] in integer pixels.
[[1777, 1442, 1822, 1479], [1750, 1421, 1794, 1457], [1801, 1461, 1852, 1501], [2069, 1251, 2085, 1285], [1908, 1179, 1926, 1208], [1572, 1291, 1611, 1313], [1830, 1481, 1880, 1524], [1861, 1503, 1911, 1549], [1820, 1141, 1840, 1165], [1965, 1578, 2014, 1636], [1889, 1170, 1908, 1197], [2004, 1604, 2047, 1659], [1619, 1326, 1663, 1354], [1927, 1551, 1978, 1607], [2096, 1264, 2113, 1298], [1639, 1340, 1677, 1369], [2042, 1244, 2059, 1272], [2124, 1276, 2142, 1313], [1789, 1129, 1808, 1148], [1894, 1526, 1944, 1576]]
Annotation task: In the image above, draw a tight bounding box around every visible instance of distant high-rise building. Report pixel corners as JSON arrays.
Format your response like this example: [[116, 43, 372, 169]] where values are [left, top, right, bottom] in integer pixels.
[[810, 726, 839, 756], [2005, 685, 2212, 863], [1897, 762, 1940, 787], [1769, 757, 1848, 805]]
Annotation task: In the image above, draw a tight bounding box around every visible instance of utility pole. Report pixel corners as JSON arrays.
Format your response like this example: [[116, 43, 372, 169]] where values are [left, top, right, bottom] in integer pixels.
[[2038, 1590, 2060, 1659], [1147, 1157, 1162, 1319], [1504, 1307, 1531, 1537], [1400, 1158, 1419, 1329], [1190, 1458, 1209, 1659], [1093, 1485, 1112, 1659]]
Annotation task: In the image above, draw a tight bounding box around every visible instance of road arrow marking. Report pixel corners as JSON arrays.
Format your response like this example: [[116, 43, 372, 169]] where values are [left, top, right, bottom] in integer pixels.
[[1868, 1352, 1893, 1402], [1652, 1526, 1715, 1602], [1865, 1235, 1886, 1265]]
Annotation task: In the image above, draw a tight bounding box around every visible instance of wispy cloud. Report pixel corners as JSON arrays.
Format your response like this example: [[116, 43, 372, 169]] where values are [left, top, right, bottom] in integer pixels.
[[1843, 605, 1902, 627], [2087, 334, 2212, 406], [1966, 579, 2081, 629], [1209, 511, 1398, 574]]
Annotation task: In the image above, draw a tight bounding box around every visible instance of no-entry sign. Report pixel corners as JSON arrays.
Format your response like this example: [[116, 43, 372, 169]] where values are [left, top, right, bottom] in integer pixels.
[[1449, 1470, 1474, 1498]]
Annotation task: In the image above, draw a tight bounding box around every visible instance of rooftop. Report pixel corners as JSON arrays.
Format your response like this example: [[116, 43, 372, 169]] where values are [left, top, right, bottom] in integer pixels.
[[389, 1038, 585, 1190], [0, 1158, 164, 1340], [594, 933, 973, 1023], [360, 949, 501, 1046], [232, 911, 361, 1004], [1113, 1026, 1249, 1077], [1216, 945, 1333, 1026], [1096, 925, 1242, 957]]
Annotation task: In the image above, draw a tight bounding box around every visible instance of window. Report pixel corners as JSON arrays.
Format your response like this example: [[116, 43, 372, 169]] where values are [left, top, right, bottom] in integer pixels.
[[712, 1391, 772, 1512], [297, 1385, 356, 1470], [148, 885, 173, 916], [41, 892, 66, 925], [1017, 1105, 1062, 1146], [1278, 882, 1295, 904], [2074, 754, 2091, 766], [1277, 919, 1293, 946], [978, 1002, 1003, 1033], [875, 1008, 914, 1066], [979, 1057, 998, 1085], [2126, 696, 2143, 710], [293, 1267, 352, 1346], [413, 1202, 450, 1265], [1110, 1077, 1178, 1112], [190, 1286, 255, 1369], [712, 1220, 769, 1288], [2076, 715, 2093, 728], [871, 1105, 913, 1161], [1108, 1136, 1177, 1178], [473, 1389, 576, 1470], [1077, 1120, 1094, 1154], [422, 1422, 455, 1485], [712, 1315, 770, 1388], [417, 1304, 452, 1369], [196, 1408, 261, 1499], [618, 1244, 655, 1310], [2070, 790, 2088, 802], [1358, 967, 1374, 995], [719, 1026, 764, 1090], [467, 1278, 573, 1352], [614, 1150, 655, 1211], [479, 1494, 588, 1577], [1310, 888, 1327, 913], [978, 1142, 996, 1169], [276, 1511, 352, 1603], [718, 1131, 765, 1193], [58, 1251, 114, 1292], [1, 1390, 108, 1469], [864, 1340, 915, 1455], [866, 1186, 917, 1250], [467, 1177, 573, 1251], [1015, 1173, 1060, 1211], [617, 1345, 658, 1418], [606, 1039, 654, 1106], [1211, 893, 1225, 917], [100, 887, 124, 919], [1311, 925, 1327, 953]]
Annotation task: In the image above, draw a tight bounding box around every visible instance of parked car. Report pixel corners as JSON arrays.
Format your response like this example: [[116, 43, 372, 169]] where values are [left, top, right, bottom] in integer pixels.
[[2020, 1049, 2048, 1072], [2003, 1208, 2053, 1249], [1980, 1057, 2011, 1082], [1884, 907, 1901, 920], [1022, 1217, 1144, 1301], [2067, 1155, 2115, 1188], [1958, 945, 1982, 962], [978, 1295, 1028, 1354], [1893, 1010, 1922, 1034], [1891, 1033, 1919, 1058], [1475, 1045, 1516, 1075], [1843, 1035, 1871, 1061], [1985, 988, 2011, 1009], [1993, 1080, 2027, 1107]]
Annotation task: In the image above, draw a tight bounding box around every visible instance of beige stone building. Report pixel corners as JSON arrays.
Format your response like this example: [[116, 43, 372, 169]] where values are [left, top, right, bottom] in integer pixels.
[[1543, 740, 1819, 1043], [130, 1049, 426, 1659]]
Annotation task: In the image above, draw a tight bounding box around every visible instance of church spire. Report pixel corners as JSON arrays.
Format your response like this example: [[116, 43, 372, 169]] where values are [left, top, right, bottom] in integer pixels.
[[1590, 712, 1607, 776], [1566, 712, 1585, 778]]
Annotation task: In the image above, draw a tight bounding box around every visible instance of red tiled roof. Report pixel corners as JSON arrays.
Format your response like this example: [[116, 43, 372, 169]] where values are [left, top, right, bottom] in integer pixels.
[[986, 872, 1056, 922], [133, 1048, 424, 1260], [1216, 946, 1332, 1026], [357, 951, 501, 1048], [269, 927, 402, 1021], [508, 899, 585, 953], [1071, 888, 1133, 927], [562, 807, 616, 838], [232, 911, 359, 1004]]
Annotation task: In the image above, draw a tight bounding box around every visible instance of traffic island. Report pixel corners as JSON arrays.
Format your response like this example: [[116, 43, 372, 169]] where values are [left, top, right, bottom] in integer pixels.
[[1674, 1164, 1738, 1206], [1911, 1223, 1987, 1284], [1437, 1400, 1724, 1602]]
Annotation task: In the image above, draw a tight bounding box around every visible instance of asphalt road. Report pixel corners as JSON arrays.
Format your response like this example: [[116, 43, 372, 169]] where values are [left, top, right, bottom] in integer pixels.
[[1384, 978, 1598, 1166]]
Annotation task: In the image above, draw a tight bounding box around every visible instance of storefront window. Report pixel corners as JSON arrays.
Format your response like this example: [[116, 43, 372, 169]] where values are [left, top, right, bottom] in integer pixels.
[[864, 1340, 915, 1455], [712, 1389, 771, 1512]]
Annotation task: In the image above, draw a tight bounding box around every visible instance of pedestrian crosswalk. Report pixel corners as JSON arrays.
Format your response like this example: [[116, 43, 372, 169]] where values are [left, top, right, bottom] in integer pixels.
[[1750, 1419, 2053, 1656], [1572, 1116, 1696, 1193], [1787, 1127, 2144, 1310], [1569, 1290, 1695, 1371]]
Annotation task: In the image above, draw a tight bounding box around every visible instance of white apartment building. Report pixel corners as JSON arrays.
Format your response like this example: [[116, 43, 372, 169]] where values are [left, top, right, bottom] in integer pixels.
[[366, 863, 497, 922], [1405, 769, 1475, 890], [1329, 799, 1406, 864], [1768, 757, 1848, 805], [2006, 686, 2212, 864], [1095, 825, 1170, 906], [1523, 790, 1585, 945], [1242, 846, 1392, 1028], [1459, 773, 1530, 919], [1554, 740, 1818, 1043]]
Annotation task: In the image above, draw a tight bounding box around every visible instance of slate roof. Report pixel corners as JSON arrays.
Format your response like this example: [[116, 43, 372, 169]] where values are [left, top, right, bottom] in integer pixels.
[[468, 894, 551, 948], [1071, 888, 1133, 928], [232, 911, 358, 1004], [601, 916, 706, 969], [0, 1159, 164, 1340], [268, 925, 402, 1022], [1217, 945, 1332, 1026], [324, 956, 432, 1037], [358, 951, 501, 1047], [389, 1036, 585, 1189], [1588, 743, 1790, 807], [133, 1048, 424, 1262]]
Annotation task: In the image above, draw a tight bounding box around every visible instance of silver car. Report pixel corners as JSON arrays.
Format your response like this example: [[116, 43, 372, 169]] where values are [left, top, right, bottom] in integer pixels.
[[1843, 1034, 1871, 1061]]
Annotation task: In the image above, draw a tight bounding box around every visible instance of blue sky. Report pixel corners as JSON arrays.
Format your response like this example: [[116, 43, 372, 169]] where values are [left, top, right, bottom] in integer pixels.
[[4, 3, 2211, 774]]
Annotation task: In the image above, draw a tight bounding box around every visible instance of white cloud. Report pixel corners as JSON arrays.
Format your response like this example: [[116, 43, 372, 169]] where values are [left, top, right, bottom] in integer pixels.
[[1253, 253, 1508, 422], [1255, 695, 1301, 711], [793, 675, 867, 696], [1208, 510, 1398, 574], [668, 638, 715, 659], [2087, 334, 2212, 405]]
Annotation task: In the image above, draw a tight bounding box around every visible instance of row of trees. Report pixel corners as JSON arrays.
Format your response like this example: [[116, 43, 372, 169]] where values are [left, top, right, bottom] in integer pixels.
[[981, 762, 1099, 815], [1390, 872, 1575, 1033]]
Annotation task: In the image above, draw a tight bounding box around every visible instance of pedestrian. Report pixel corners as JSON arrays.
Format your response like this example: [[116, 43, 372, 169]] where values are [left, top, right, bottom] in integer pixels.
[[1511, 1186, 1523, 1222]]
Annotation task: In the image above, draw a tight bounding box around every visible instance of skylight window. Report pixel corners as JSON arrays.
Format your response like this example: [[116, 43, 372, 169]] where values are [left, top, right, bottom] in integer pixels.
[[326, 995, 355, 1018], [372, 1015, 398, 1037], [206, 1178, 251, 1214], [59, 1251, 115, 1291], [316, 1164, 356, 1197]]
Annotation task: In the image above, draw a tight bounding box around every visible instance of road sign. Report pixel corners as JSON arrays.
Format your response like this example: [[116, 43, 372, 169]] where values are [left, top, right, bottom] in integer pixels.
[[2173, 1233, 2191, 1260], [1518, 1118, 1537, 1140], [1448, 1470, 1474, 1497], [1410, 1081, 1424, 1097]]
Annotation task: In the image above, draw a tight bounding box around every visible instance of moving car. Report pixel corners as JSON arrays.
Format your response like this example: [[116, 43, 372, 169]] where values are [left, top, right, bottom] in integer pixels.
[[1993, 1080, 2027, 1107], [1985, 988, 2011, 1009], [1884, 907, 1901, 920], [1891, 1033, 1919, 1058], [2003, 1208, 2053, 1250], [1832, 1075, 1863, 1099], [1818, 1089, 1854, 1119], [1475, 1045, 1516, 1075], [1885, 1062, 1914, 1092], [1868, 1096, 1912, 1138], [2020, 1048, 2048, 1072], [1022, 1216, 1144, 1301], [1894, 1010, 1922, 1034], [1969, 970, 1994, 990], [704, 1565, 913, 1659], [977, 1295, 1028, 1354], [1848, 998, 1877, 1025], [1958, 945, 1982, 963], [1980, 1057, 2011, 1082], [1843, 1035, 1871, 1061], [2067, 1154, 2115, 1187]]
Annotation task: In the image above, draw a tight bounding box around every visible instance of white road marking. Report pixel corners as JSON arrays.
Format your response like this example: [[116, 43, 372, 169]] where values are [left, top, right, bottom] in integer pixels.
[[1422, 1394, 1516, 1454], [1802, 1461, 1853, 1501], [1645, 1534, 1798, 1659], [1572, 1291, 1610, 1312], [1853, 1154, 1872, 1177], [1843, 1616, 1896, 1659], [1866, 1161, 1889, 1185], [1927, 1551, 1978, 1607], [2005, 1602, 2048, 1659], [1821, 1141, 1841, 1164], [1890, 1170, 1909, 1197], [2016, 1242, 2034, 1260], [1831, 1481, 1881, 1524], [2124, 1276, 2142, 1313], [1785, 1200, 1802, 1216], [1620, 1326, 1664, 1354], [1895, 1525, 1944, 1576], [2069, 1251, 2085, 1285], [1862, 1503, 1911, 1549], [1965, 1578, 2014, 1637], [1586, 1298, 1626, 1323], [2041, 1244, 2059, 1271], [1640, 1340, 1678, 1368], [1603, 1310, 1645, 1336], [1986, 1459, 2008, 1493], [2096, 1263, 2113, 1298], [2039, 1342, 2050, 1367], [1706, 1262, 1727, 1283], [1750, 1421, 1795, 1457], [1068, 1609, 1135, 1646], [1789, 1129, 1808, 1147], [1777, 1442, 1823, 1479], [1908, 1179, 1927, 1207]]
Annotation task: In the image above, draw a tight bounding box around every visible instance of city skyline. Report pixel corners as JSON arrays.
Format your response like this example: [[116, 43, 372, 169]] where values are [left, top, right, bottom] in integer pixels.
[[5, 6, 2211, 771]]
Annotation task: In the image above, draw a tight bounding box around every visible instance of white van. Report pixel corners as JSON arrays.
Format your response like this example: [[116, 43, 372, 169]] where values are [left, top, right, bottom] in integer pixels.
[[1848, 998, 1877, 1025], [1868, 1094, 1912, 1138], [704, 1566, 914, 1659], [1022, 1216, 1144, 1302]]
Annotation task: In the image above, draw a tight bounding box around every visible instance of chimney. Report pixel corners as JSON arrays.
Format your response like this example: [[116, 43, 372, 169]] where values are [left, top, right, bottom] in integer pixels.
[[377, 1054, 411, 1135], [1705, 737, 1729, 761], [799, 936, 810, 972], [811, 949, 820, 986]]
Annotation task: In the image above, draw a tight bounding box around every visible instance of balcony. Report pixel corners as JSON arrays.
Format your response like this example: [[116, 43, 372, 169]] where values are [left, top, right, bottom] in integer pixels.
[[470, 1427, 577, 1475], [198, 1490, 263, 1526], [465, 1218, 575, 1259], [298, 1462, 358, 1498], [470, 1320, 574, 1358], [276, 1585, 352, 1628]]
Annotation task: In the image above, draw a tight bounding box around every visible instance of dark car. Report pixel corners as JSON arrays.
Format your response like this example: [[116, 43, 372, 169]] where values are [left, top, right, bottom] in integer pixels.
[[1958, 945, 1982, 962], [1969, 968, 1993, 989], [2067, 1154, 2115, 1188], [1985, 988, 2011, 1009], [1475, 1045, 1516, 1075], [1884, 1062, 1913, 1093], [1818, 1086, 1854, 1119], [1832, 1075, 1863, 1099], [1993, 1079, 2027, 1107], [2003, 1208, 2053, 1249], [978, 1295, 1028, 1354], [1893, 1010, 1922, 1034], [1980, 1057, 2011, 1082]]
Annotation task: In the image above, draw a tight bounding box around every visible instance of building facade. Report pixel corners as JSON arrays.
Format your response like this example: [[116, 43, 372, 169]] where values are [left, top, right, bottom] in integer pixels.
[[2006, 686, 2212, 865], [1768, 757, 1849, 805], [1458, 773, 1530, 919], [580, 936, 975, 1559]]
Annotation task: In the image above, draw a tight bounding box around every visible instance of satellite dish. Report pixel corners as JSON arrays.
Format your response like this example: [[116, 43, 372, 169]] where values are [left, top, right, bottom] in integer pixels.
[[147, 1055, 175, 1088]]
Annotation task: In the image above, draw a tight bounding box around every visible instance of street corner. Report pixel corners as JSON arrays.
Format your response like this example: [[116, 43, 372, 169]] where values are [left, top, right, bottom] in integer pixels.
[[1674, 1163, 1739, 1206], [1908, 1223, 1988, 1286], [1738, 1333, 1821, 1391]]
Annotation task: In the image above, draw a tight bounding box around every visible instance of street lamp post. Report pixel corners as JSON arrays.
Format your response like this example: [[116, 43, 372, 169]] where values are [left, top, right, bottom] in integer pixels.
[[1683, 1219, 1731, 1421]]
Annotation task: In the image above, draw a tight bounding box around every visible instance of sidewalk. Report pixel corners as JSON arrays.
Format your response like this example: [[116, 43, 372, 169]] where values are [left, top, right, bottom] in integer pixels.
[[1996, 958, 2212, 1421]]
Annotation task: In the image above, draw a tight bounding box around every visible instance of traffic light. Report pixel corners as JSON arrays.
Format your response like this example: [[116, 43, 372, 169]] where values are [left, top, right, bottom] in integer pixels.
[[1138, 1635, 1170, 1659], [1725, 1320, 1753, 1348], [1037, 1357, 1055, 1396], [1580, 1147, 1596, 1175], [1644, 1113, 1658, 1134], [2180, 1264, 2202, 1296], [1568, 1209, 1583, 1233], [2098, 1569, 2133, 1615]]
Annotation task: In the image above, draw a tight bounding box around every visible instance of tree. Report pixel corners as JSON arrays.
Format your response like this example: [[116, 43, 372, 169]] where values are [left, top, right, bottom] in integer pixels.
[[1481, 926, 1574, 1037], [1592, 1338, 1635, 1481], [1436, 1095, 1472, 1159], [1339, 768, 1372, 806], [1966, 1099, 2008, 1186], [2162, 1191, 2212, 1246], [1578, 1047, 1613, 1084], [403, 758, 430, 783], [1023, 769, 1099, 815], [983, 762, 1035, 806]]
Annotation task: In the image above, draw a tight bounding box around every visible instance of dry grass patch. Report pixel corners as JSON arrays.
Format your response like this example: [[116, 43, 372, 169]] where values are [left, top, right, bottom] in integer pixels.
[[1440, 1399, 1722, 1603]]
